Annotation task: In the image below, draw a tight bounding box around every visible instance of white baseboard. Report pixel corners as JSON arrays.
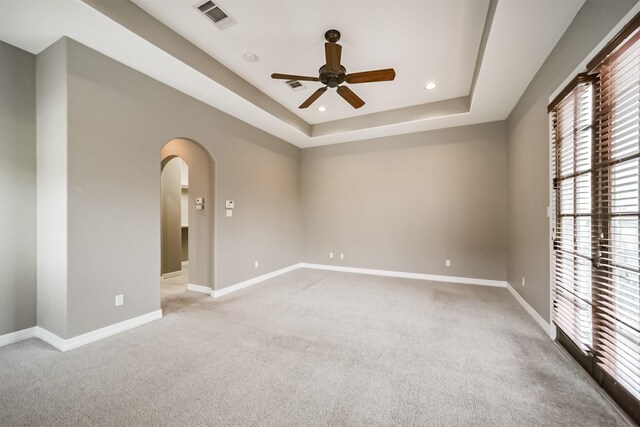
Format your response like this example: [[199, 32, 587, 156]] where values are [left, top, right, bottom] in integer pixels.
[[549, 322, 557, 340], [0, 327, 36, 348], [506, 282, 553, 338], [161, 270, 184, 279], [187, 283, 211, 294], [35, 309, 163, 352], [211, 264, 301, 298], [181, 261, 189, 268], [34, 327, 67, 351], [301, 264, 552, 338], [300, 263, 508, 288], [211, 262, 507, 299]]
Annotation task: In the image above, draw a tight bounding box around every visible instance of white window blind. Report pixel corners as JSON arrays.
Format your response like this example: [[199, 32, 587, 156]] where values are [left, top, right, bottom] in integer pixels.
[[551, 75, 595, 352], [592, 30, 640, 401], [550, 23, 640, 404]]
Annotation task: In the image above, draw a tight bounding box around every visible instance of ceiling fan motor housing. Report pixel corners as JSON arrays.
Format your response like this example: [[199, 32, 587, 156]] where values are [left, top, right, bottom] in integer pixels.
[[325, 29, 341, 43], [319, 65, 346, 88]]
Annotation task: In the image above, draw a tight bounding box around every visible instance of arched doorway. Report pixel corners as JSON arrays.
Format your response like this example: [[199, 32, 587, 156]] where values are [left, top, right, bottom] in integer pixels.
[[160, 139, 215, 307]]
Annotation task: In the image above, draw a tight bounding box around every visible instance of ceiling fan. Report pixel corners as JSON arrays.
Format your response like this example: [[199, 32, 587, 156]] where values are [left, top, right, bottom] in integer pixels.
[[271, 29, 396, 109]]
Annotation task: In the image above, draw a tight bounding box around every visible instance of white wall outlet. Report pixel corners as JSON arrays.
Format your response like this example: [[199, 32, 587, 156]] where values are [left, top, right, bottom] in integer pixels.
[[340, 253, 344, 259], [254, 261, 259, 268], [329, 252, 334, 259], [226, 209, 233, 217], [445, 259, 451, 267], [226, 200, 234, 209], [522, 277, 526, 287], [115, 294, 124, 306]]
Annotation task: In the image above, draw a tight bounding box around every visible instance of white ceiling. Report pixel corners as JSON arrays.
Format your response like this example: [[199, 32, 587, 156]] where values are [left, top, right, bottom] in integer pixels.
[[0, 0, 585, 148], [132, 0, 489, 125]]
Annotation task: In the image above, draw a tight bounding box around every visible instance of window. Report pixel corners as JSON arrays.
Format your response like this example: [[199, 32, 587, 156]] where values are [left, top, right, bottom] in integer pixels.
[[549, 12, 640, 420], [551, 74, 595, 353]]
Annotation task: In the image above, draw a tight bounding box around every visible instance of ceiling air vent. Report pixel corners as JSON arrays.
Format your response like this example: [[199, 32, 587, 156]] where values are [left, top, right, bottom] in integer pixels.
[[195, 1, 236, 30], [285, 80, 306, 92]]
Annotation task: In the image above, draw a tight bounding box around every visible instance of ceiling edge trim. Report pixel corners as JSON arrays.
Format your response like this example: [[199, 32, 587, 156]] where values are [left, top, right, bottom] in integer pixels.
[[311, 96, 470, 137], [81, 0, 312, 137], [468, 0, 498, 108]]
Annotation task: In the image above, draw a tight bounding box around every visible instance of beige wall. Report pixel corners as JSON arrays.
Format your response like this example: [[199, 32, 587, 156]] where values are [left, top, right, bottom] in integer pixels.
[[302, 121, 508, 281], [0, 41, 37, 336], [506, 0, 637, 322], [160, 157, 182, 275], [181, 228, 188, 262]]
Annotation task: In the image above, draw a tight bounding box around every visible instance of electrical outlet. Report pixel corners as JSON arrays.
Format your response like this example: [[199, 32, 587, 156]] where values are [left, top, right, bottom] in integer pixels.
[[254, 261, 259, 268], [445, 259, 451, 267], [115, 294, 124, 306], [522, 277, 526, 287], [340, 253, 344, 259], [329, 252, 334, 259]]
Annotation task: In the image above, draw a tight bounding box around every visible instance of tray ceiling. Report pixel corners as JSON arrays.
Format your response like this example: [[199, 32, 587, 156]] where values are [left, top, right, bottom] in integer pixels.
[[132, 0, 489, 125], [0, 0, 585, 147]]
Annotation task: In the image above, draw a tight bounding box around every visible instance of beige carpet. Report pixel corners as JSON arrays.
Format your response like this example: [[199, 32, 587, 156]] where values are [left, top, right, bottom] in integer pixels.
[[0, 268, 629, 426]]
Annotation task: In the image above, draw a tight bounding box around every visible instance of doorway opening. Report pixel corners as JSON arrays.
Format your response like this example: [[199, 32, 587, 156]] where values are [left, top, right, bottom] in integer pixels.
[[160, 139, 215, 312], [160, 156, 190, 303]]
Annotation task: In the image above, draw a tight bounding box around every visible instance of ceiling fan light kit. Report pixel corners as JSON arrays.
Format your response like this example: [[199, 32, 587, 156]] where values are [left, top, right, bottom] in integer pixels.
[[271, 29, 396, 109]]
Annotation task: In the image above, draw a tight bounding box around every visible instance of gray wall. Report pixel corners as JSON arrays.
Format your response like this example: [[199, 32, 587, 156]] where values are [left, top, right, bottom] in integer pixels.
[[506, 0, 637, 322], [302, 121, 508, 281], [38, 38, 302, 339], [13, 1, 635, 340], [0, 41, 37, 335], [36, 39, 70, 338], [161, 157, 182, 275]]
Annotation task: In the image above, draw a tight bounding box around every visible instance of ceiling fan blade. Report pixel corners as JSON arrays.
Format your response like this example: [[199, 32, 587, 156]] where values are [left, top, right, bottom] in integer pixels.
[[337, 86, 365, 109], [299, 87, 327, 109], [345, 68, 396, 84], [325, 42, 342, 72], [271, 73, 320, 82]]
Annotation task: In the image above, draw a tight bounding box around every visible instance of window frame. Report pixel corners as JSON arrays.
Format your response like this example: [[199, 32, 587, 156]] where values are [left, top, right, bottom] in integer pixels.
[[548, 9, 640, 423]]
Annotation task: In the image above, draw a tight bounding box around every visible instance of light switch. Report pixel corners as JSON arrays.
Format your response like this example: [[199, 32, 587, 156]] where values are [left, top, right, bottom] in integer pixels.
[[226, 209, 233, 217], [195, 197, 205, 211], [226, 200, 235, 209]]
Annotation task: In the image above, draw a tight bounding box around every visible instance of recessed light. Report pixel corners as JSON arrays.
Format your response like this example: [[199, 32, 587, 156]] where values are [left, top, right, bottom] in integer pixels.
[[318, 106, 327, 112], [243, 53, 259, 63], [425, 82, 437, 90]]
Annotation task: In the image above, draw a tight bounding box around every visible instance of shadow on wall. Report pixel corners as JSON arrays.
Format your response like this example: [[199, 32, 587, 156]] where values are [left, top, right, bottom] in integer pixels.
[[161, 138, 215, 290]]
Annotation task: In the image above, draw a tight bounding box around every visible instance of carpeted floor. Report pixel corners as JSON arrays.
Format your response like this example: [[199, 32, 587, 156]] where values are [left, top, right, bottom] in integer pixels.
[[0, 269, 630, 426]]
